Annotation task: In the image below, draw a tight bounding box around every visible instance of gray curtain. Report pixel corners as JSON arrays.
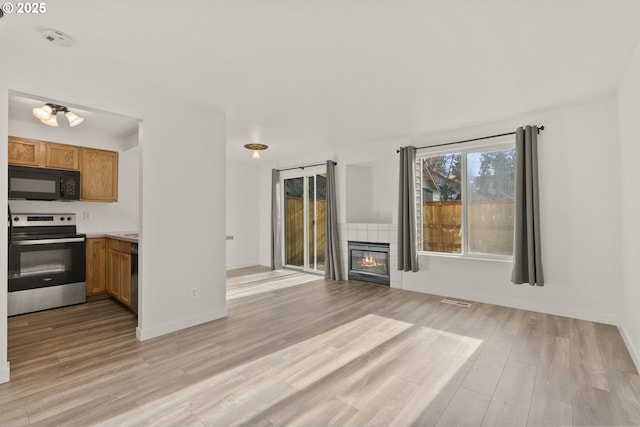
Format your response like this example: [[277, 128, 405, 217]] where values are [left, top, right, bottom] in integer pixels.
[[512, 126, 544, 286], [271, 169, 283, 270], [324, 160, 343, 280], [397, 146, 419, 272]]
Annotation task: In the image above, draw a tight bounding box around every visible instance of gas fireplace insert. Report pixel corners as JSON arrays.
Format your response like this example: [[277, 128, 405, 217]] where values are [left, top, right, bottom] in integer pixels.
[[348, 241, 390, 286]]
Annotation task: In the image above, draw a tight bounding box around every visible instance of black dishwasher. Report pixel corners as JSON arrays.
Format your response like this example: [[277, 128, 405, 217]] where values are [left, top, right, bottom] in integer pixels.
[[131, 243, 138, 315]]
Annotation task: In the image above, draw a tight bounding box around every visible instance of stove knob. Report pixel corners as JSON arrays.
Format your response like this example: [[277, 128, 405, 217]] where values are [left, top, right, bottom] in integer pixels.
[[67, 217, 72, 221], [60, 217, 65, 221], [14, 217, 19, 222]]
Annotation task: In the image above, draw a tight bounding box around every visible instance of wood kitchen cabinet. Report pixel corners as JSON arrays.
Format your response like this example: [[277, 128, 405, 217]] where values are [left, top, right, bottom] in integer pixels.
[[44, 142, 80, 170], [107, 239, 131, 306], [9, 137, 81, 170], [107, 244, 121, 299], [86, 238, 107, 295], [80, 148, 119, 202], [8, 136, 119, 202], [8, 136, 44, 166], [120, 252, 131, 305], [88, 237, 133, 309]]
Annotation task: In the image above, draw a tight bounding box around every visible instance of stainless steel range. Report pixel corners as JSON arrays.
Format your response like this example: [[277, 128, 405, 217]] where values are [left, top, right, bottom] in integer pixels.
[[8, 213, 86, 316]]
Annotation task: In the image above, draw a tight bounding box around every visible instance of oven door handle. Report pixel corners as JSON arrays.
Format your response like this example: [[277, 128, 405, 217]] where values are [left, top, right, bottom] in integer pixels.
[[11, 237, 85, 246], [8, 204, 13, 247]]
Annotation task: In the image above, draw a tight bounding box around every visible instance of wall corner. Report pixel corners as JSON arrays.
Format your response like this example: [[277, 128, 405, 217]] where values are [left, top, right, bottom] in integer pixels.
[[0, 361, 10, 384]]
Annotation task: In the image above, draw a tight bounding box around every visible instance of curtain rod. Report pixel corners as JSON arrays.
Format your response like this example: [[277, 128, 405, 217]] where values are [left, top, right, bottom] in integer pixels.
[[396, 125, 545, 153], [277, 161, 337, 172]]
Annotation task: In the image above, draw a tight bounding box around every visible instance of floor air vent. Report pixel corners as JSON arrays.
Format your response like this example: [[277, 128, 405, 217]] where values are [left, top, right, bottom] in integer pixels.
[[441, 299, 472, 308]]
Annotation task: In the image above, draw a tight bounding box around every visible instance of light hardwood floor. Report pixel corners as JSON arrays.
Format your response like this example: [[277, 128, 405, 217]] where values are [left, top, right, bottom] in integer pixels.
[[2, 267, 640, 426]]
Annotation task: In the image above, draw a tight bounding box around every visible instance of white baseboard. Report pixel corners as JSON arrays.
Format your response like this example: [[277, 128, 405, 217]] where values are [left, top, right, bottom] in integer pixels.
[[136, 307, 228, 341], [618, 324, 640, 374], [401, 282, 619, 326], [226, 262, 261, 270], [0, 361, 10, 384]]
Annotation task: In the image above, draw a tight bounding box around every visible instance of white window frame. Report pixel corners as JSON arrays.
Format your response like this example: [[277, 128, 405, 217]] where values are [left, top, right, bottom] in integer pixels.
[[416, 135, 515, 261]]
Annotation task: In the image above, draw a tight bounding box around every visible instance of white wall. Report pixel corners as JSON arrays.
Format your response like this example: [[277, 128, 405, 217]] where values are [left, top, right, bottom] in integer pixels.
[[338, 98, 624, 325], [617, 39, 640, 369], [7, 119, 139, 233], [0, 89, 9, 383], [226, 161, 260, 269], [401, 95, 622, 324], [346, 161, 394, 224], [137, 106, 227, 341], [370, 160, 394, 223], [258, 165, 274, 268], [335, 140, 403, 229], [1, 70, 227, 384], [346, 165, 372, 223], [255, 95, 623, 328]]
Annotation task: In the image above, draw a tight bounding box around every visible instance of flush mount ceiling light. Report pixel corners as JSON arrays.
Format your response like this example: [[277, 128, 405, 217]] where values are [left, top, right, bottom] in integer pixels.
[[244, 143, 268, 159], [32, 103, 84, 127]]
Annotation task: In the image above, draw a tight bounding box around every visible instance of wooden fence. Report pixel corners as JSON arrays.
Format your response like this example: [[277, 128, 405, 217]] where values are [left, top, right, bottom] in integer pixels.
[[285, 197, 326, 267], [422, 200, 462, 253], [423, 199, 514, 255]]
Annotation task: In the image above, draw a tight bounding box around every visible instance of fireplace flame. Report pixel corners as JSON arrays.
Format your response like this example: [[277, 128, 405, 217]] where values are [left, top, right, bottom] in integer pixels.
[[360, 256, 387, 273]]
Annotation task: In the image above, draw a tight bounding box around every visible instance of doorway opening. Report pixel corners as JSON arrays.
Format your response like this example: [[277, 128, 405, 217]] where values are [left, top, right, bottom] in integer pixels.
[[4, 91, 143, 383]]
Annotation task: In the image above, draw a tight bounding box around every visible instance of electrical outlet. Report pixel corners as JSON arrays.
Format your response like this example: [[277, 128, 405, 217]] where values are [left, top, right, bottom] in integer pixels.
[[83, 211, 91, 220], [191, 288, 198, 299]]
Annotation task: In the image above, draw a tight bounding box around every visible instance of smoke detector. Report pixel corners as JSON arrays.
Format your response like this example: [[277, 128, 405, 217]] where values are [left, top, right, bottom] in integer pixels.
[[41, 28, 74, 47]]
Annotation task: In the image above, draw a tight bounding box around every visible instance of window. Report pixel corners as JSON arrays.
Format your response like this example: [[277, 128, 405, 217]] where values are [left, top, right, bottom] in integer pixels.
[[417, 143, 515, 258]]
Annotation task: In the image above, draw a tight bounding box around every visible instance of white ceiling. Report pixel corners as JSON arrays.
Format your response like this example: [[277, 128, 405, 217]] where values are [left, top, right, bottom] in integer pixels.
[[2, 1, 640, 162]]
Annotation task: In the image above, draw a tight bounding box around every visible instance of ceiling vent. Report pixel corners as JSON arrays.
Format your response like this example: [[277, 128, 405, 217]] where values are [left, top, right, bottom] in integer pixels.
[[41, 28, 74, 47]]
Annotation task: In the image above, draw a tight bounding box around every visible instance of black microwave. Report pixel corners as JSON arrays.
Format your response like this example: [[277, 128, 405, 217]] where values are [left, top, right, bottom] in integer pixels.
[[8, 165, 81, 201]]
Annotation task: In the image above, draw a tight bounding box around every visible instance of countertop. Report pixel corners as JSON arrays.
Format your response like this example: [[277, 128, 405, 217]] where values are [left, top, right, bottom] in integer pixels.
[[85, 232, 139, 243]]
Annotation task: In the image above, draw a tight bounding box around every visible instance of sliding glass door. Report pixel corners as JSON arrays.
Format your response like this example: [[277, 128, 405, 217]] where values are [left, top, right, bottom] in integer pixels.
[[308, 174, 326, 272], [284, 177, 305, 267], [283, 167, 326, 273]]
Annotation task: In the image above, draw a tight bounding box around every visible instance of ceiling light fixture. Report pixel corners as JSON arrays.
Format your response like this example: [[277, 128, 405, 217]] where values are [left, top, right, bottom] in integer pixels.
[[32, 103, 84, 127], [244, 143, 268, 159]]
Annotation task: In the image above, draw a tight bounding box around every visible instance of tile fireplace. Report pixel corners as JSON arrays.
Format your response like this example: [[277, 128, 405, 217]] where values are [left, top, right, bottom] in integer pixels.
[[348, 241, 390, 286]]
